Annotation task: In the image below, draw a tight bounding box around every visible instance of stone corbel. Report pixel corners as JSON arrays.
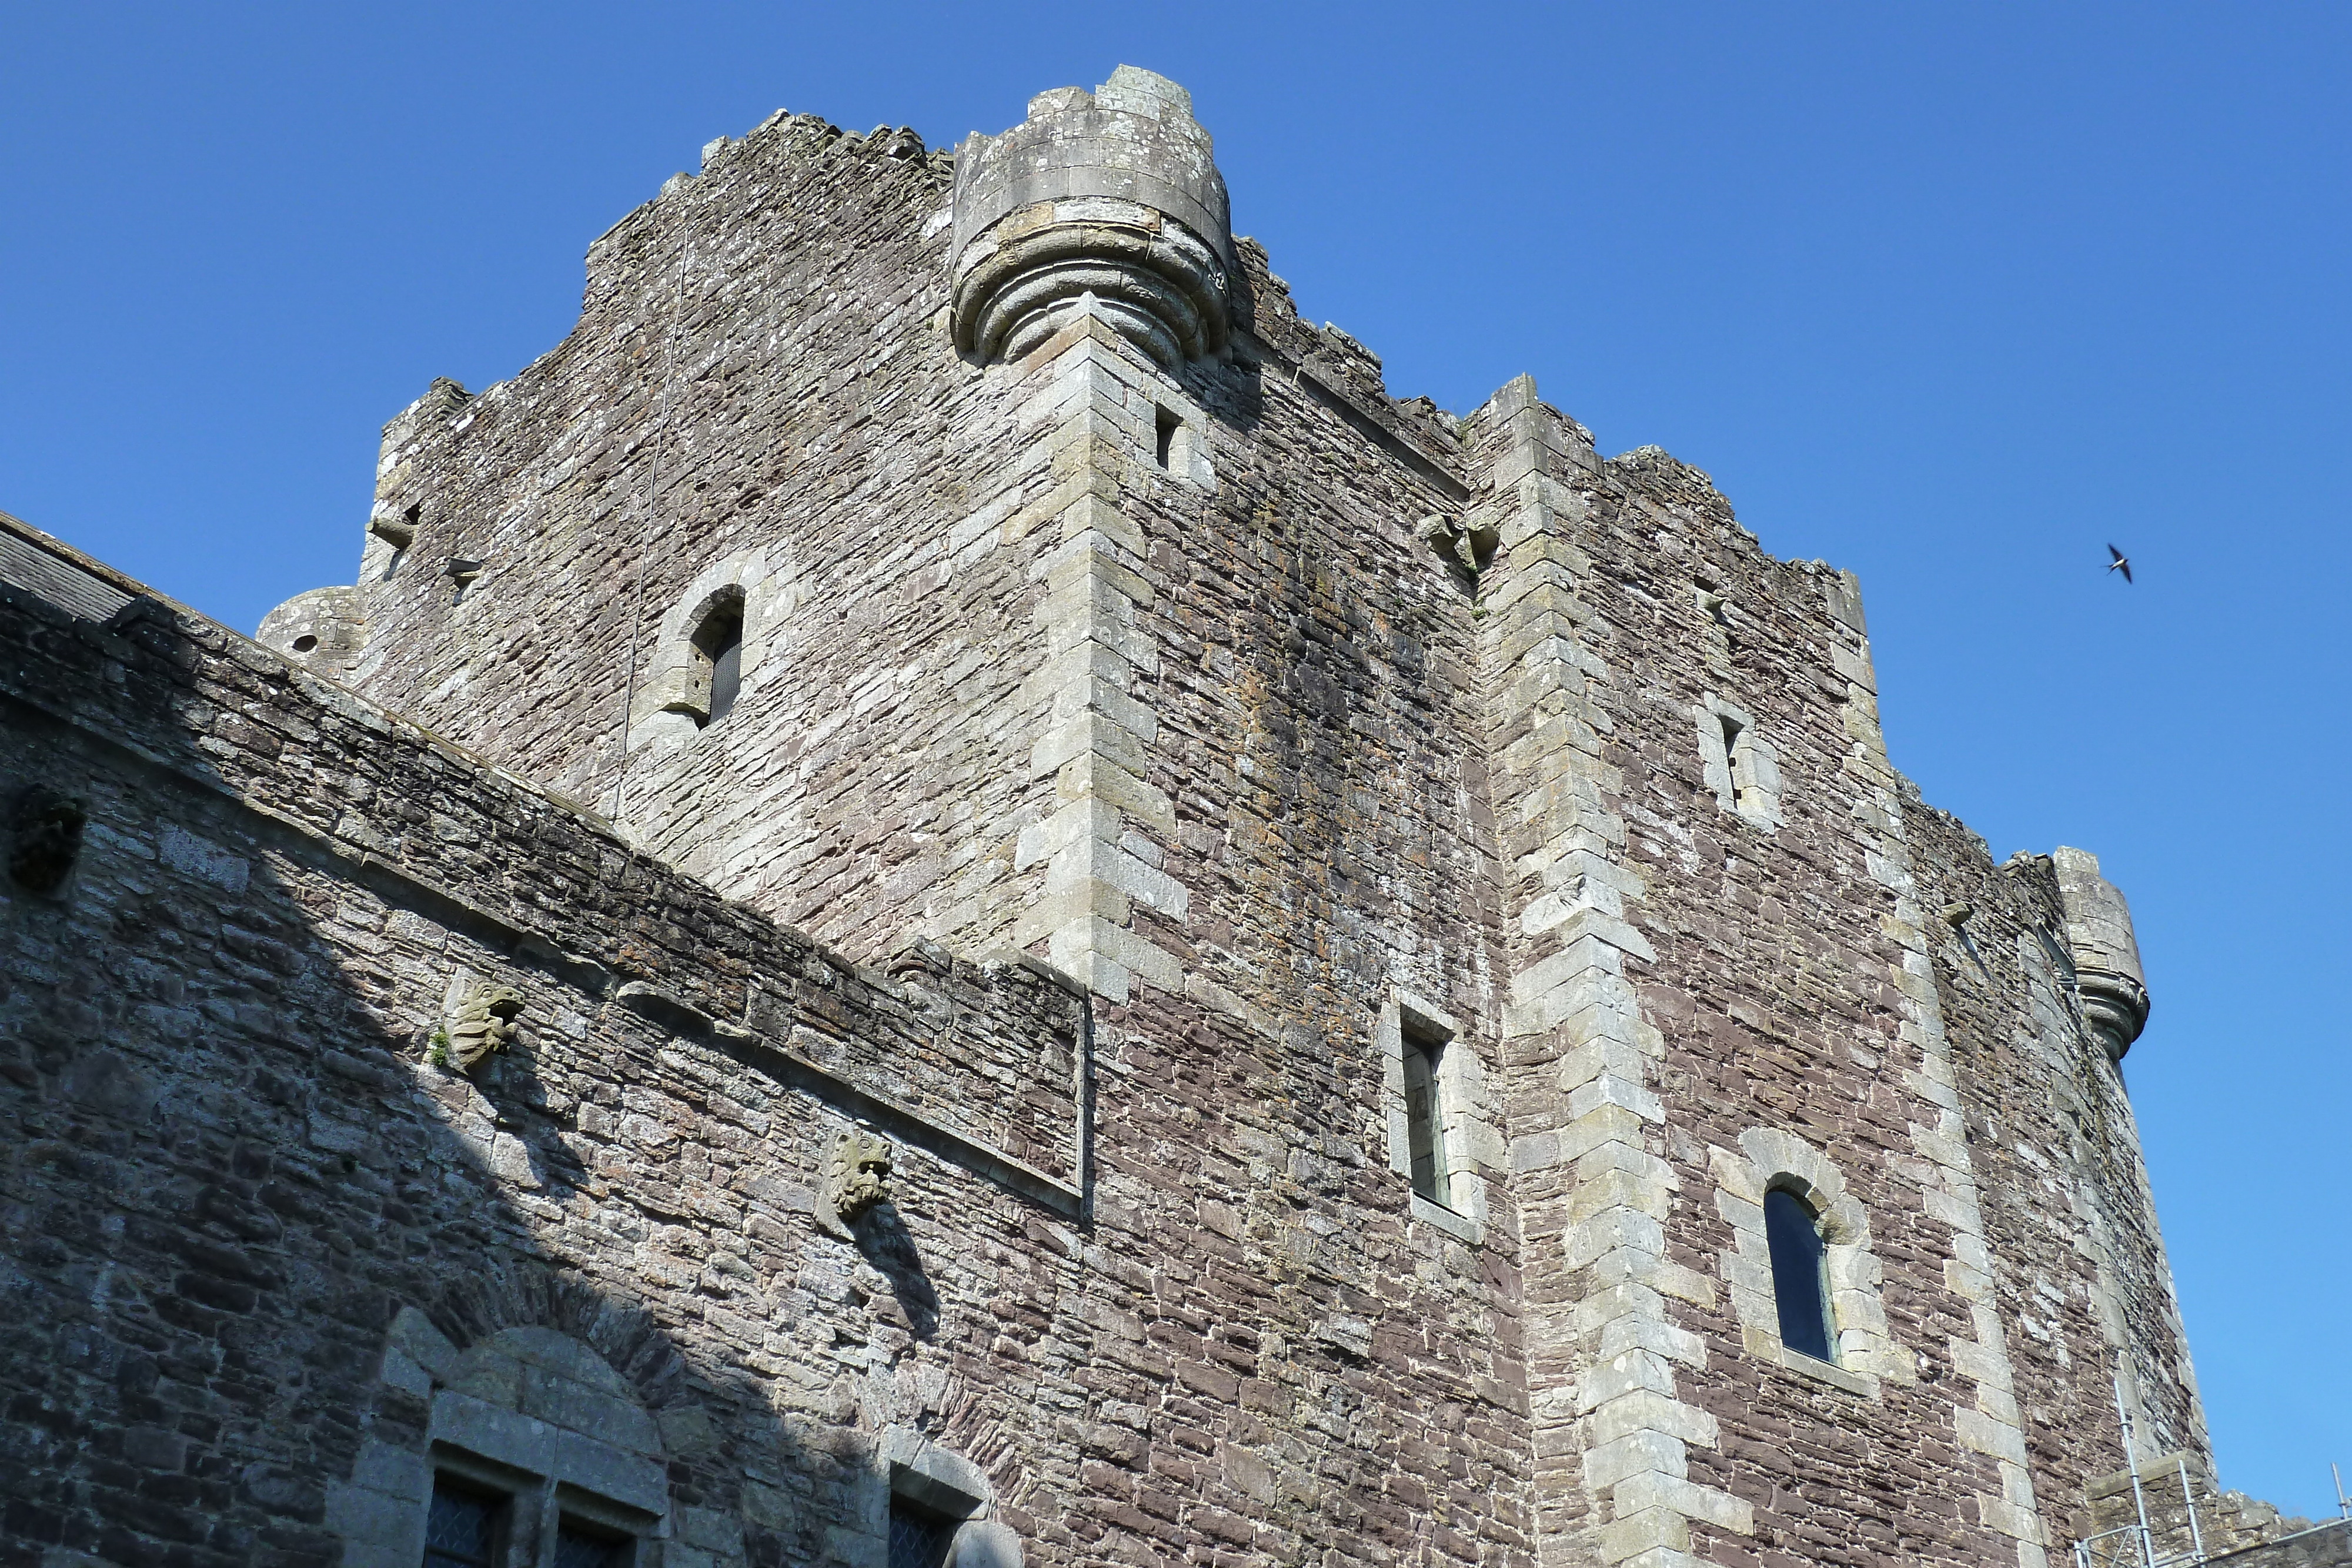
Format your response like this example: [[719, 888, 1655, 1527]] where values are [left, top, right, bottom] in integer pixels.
[[2076, 967, 2151, 1064], [1416, 513, 1497, 573], [436, 975, 523, 1075]]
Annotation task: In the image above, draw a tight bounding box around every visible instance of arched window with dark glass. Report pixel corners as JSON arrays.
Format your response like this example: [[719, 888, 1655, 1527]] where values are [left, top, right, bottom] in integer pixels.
[[1765, 1185, 1835, 1362], [691, 597, 744, 727]]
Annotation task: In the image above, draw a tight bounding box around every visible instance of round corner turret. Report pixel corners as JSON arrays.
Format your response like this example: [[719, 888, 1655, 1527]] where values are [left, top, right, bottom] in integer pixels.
[[948, 66, 1234, 370], [2053, 845, 2151, 1061]]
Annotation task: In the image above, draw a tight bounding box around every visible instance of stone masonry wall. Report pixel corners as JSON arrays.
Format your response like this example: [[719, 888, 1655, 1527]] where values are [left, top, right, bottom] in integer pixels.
[[306, 103, 1546, 1562], [1446, 373, 2231, 1567], [0, 538, 1098, 1567], [1456, 391, 2042, 1568], [4, 489, 1534, 1564], [1903, 804, 2207, 1532], [343, 112, 1004, 950], [33, 69, 2244, 1568]]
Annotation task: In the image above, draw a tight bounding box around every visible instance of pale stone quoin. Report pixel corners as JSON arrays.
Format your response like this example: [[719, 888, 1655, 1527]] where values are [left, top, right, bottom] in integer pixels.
[[2, 63, 2334, 1568]]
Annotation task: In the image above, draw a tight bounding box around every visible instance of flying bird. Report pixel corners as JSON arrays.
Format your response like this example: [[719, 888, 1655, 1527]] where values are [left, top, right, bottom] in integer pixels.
[[2105, 543, 2133, 584]]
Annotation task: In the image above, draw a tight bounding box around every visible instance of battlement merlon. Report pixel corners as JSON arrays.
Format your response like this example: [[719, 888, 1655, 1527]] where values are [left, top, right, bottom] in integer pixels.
[[2055, 845, 2153, 1061]]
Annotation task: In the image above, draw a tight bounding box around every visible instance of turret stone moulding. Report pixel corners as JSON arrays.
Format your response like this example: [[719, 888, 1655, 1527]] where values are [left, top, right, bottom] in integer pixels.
[[2054, 844, 2153, 1061], [950, 66, 1234, 369], [4, 61, 2331, 1568]]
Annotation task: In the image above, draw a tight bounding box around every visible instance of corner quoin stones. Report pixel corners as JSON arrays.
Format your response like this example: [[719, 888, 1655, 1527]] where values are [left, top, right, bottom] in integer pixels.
[[3, 62, 2315, 1568]]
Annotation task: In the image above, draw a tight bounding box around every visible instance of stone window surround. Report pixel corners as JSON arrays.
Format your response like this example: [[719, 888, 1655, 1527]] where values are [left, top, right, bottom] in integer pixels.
[[629, 550, 788, 749], [429, 1446, 654, 1566], [326, 1308, 674, 1568], [1695, 692, 1783, 832], [1711, 1127, 1904, 1400], [1375, 991, 1495, 1245], [1142, 386, 1213, 489], [878, 1426, 1023, 1568]]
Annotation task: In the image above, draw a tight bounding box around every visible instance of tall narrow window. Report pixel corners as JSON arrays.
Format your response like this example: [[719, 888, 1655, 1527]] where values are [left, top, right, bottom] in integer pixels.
[[422, 1475, 507, 1568], [693, 601, 744, 726], [889, 1496, 957, 1568], [1402, 1027, 1452, 1208], [1720, 714, 1747, 810], [1765, 1186, 1835, 1362], [1154, 406, 1181, 471]]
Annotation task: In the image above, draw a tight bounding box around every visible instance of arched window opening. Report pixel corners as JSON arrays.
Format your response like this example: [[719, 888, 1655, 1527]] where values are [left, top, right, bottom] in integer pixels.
[[1765, 1185, 1835, 1362], [691, 599, 744, 727]]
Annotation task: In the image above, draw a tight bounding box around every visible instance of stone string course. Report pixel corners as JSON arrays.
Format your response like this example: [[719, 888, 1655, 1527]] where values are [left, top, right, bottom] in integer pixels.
[[0, 63, 2305, 1568]]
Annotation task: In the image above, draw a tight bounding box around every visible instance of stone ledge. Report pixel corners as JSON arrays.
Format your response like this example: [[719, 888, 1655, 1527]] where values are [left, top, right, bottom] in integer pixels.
[[1409, 1192, 1485, 1245], [1739, 1327, 1882, 1400]]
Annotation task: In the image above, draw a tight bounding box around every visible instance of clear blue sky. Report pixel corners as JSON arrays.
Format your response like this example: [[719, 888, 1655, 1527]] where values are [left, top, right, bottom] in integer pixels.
[[5, 0, 2344, 1521]]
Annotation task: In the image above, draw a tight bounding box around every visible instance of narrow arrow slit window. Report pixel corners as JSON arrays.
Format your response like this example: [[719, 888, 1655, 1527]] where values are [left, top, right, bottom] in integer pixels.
[[1403, 1024, 1452, 1208], [693, 599, 744, 726]]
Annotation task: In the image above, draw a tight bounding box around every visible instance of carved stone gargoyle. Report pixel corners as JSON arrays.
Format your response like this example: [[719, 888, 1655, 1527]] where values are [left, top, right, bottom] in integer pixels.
[[817, 1126, 894, 1239], [8, 786, 86, 895], [442, 982, 523, 1074]]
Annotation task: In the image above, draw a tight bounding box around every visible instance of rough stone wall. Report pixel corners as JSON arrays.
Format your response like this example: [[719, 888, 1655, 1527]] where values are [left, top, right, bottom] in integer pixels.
[[340, 110, 1013, 951], [311, 98, 1491, 1009], [4, 483, 1533, 1566], [1903, 807, 2207, 1506], [283, 99, 1548, 1565], [0, 547, 1102, 1567], [15, 66, 2266, 1568], [2085, 1453, 2352, 1567], [1454, 387, 2070, 1568]]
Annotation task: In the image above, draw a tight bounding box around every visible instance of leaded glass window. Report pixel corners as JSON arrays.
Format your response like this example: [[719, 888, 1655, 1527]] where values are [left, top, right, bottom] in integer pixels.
[[423, 1477, 505, 1568], [888, 1497, 956, 1568]]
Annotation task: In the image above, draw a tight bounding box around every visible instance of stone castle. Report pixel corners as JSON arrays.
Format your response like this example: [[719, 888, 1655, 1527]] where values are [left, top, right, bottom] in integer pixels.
[[2, 65, 2340, 1568]]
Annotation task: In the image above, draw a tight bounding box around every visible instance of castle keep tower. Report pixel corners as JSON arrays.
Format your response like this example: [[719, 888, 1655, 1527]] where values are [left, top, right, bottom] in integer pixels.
[[9, 65, 2298, 1568]]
